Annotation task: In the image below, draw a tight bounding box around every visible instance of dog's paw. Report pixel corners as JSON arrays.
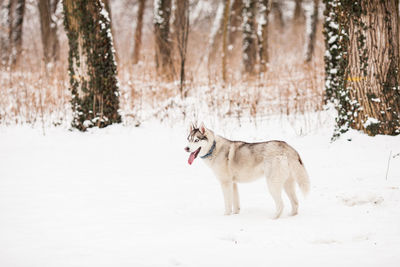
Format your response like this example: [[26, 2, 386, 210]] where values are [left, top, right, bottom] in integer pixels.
[[224, 211, 232, 216], [233, 208, 240, 214]]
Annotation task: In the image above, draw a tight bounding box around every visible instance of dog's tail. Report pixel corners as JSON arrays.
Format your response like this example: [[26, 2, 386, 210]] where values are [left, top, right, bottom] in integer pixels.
[[292, 155, 310, 196]]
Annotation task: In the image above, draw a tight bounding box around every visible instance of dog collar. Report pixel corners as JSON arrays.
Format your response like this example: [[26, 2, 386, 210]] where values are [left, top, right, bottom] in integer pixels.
[[201, 141, 216, 159]]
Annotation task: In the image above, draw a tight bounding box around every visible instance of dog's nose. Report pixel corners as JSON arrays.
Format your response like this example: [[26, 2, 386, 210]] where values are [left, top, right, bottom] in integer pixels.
[[184, 147, 190, 152]]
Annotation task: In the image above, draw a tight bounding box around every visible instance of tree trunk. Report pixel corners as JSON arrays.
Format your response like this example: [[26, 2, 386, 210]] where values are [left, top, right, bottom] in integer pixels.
[[132, 0, 146, 64], [154, 0, 174, 80], [324, 0, 400, 137], [305, 0, 319, 62], [258, 0, 270, 73], [227, 0, 242, 57], [208, 1, 224, 68], [38, 0, 60, 64], [271, 0, 284, 29], [221, 0, 231, 82], [242, 0, 257, 76], [63, 0, 121, 131], [293, 0, 304, 22], [173, 0, 189, 96], [0, 0, 25, 67]]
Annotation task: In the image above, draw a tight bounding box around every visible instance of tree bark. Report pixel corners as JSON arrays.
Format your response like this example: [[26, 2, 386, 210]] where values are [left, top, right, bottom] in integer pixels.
[[173, 0, 189, 96], [38, 0, 60, 64], [242, 0, 257, 76], [271, 0, 284, 29], [305, 0, 319, 62], [227, 0, 242, 56], [324, 0, 400, 137], [221, 0, 231, 82], [63, 0, 121, 131], [0, 0, 25, 67], [132, 0, 146, 64], [293, 0, 304, 22], [258, 0, 270, 73], [154, 0, 174, 80]]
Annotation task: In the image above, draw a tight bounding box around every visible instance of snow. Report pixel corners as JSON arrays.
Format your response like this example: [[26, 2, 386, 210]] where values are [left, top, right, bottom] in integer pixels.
[[0, 115, 400, 267]]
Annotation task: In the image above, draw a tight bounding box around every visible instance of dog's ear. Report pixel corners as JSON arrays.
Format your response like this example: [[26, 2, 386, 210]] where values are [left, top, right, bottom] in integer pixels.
[[200, 122, 206, 134]]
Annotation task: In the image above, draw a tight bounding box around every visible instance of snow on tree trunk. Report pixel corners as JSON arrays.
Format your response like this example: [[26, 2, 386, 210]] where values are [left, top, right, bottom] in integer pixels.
[[132, 0, 146, 65], [242, 0, 257, 76], [271, 0, 284, 30], [38, 0, 60, 64], [305, 0, 319, 62], [207, 0, 225, 69], [227, 0, 242, 58], [154, 0, 174, 80], [293, 0, 304, 22], [63, 0, 121, 131], [258, 0, 270, 73], [0, 0, 25, 67], [324, 0, 400, 138]]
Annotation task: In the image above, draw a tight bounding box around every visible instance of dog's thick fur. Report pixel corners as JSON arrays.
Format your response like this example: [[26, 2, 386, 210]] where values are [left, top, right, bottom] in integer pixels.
[[185, 123, 310, 219]]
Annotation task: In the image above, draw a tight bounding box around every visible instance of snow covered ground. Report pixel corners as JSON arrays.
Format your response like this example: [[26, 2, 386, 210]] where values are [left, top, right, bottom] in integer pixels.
[[1, 114, 400, 267]]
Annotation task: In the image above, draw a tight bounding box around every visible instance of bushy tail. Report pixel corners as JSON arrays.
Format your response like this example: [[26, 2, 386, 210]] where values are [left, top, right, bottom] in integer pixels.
[[292, 158, 310, 196]]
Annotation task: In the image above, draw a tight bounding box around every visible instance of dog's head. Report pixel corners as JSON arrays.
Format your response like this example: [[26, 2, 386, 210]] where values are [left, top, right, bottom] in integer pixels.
[[184, 122, 212, 165]]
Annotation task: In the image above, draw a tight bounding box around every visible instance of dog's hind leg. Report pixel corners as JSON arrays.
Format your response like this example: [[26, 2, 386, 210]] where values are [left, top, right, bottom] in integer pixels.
[[233, 182, 240, 214], [266, 156, 289, 219], [284, 177, 298, 216], [220, 181, 233, 215]]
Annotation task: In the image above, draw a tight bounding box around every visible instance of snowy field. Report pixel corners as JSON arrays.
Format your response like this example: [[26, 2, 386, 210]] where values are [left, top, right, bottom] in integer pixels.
[[1, 114, 400, 267]]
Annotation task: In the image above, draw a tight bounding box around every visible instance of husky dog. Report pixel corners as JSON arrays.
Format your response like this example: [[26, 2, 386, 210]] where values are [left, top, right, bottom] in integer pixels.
[[185, 123, 310, 219]]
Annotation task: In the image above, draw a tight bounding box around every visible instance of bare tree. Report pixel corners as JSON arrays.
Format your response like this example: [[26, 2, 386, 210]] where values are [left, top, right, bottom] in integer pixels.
[[227, 0, 242, 57], [154, 0, 174, 80], [258, 0, 270, 73], [208, 0, 224, 68], [38, 0, 60, 64], [63, 0, 121, 130], [242, 0, 257, 76], [173, 0, 189, 96], [132, 0, 146, 64], [305, 0, 319, 62]]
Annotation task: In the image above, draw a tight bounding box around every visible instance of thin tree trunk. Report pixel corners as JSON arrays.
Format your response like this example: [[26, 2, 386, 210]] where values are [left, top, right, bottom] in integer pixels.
[[305, 0, 319, 62], [221, 0, 231, 82], [132, 0, 146, 64], [208, 0, 225, 67], [10, 0, 25, 67], [63, 0, 121, 131], [174, 0, 189, 96], [271, 0, 284, 29], [154, 0, 174, 80], [38, 0, 60, 64], [0, 0, 11, 66], [242, 0, 257, 76], [293, 0, 304, 22], [258, 0, 270, 73], [227, 0, 242, 56]]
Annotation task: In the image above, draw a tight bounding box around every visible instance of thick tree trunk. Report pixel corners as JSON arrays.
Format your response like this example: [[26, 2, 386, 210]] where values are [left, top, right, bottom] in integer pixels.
[[0, 0, 11, 66], [173, 0, 189, 96], [221, 0, 231, 82], [154, 0, 174, 80], [242, 0, 257, 76], [346, 0, 400, 135], [63, 0, 121, 131], [324, 0, 400, 137], [132, 0, 146, 64], [38, 0, 60, 64], [258, 0, 270, 73], [305, 0, 319, 62]]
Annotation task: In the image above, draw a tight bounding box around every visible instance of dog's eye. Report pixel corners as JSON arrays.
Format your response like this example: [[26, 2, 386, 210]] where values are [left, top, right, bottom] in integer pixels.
[[195, 139, 199, 142]]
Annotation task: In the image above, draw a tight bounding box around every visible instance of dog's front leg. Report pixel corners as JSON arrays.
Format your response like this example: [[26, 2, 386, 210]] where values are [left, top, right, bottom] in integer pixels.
[[220, 182, 233, 215]]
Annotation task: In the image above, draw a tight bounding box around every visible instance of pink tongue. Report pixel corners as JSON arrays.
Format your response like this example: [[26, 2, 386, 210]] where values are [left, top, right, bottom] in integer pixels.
[[188, 152, 196, 165]]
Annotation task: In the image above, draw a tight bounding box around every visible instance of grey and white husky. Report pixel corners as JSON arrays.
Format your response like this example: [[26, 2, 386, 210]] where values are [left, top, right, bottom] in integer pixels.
[[185, 123, 310, 219]]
